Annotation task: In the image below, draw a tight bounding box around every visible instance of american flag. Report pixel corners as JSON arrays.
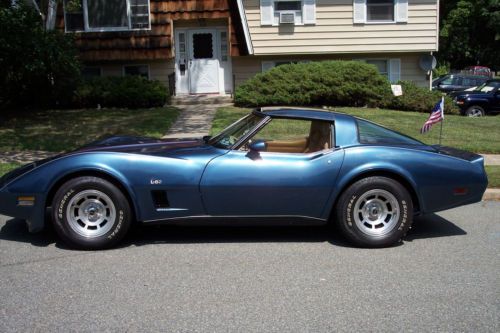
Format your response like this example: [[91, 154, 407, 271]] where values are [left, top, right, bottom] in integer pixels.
[[421, 97, 444, 134]]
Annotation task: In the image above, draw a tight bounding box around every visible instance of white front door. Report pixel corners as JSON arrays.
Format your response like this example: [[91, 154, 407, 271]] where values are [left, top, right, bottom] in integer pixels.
[[188, 30, 219, 94]]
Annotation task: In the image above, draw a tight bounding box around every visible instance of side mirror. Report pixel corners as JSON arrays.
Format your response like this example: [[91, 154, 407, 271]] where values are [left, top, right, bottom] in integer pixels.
[[202, 135, 212, 143], [249, 140, 267, 152]]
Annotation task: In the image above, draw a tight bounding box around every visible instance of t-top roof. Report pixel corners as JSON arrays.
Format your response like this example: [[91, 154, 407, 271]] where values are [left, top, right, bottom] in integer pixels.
[[254, 107, 354, 122]]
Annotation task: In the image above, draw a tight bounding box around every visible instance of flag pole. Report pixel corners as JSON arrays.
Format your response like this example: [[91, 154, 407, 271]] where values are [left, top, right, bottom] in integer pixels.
[[439, 96, 444, 145], [439, 118, 443, 145]]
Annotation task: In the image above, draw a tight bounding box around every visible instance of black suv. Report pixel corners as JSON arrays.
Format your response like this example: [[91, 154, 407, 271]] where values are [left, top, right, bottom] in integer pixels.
[[432, 74, 489, 94], [454, 79, 500, 116]]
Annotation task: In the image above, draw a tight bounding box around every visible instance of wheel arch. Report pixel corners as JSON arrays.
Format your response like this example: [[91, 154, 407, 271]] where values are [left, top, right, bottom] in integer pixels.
[[328, 169, 421, 222], [45, 169, 139, 222]]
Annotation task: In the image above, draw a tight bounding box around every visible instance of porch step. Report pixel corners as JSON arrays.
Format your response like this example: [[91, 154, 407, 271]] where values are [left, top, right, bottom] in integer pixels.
[[171, 95, 233, 106]]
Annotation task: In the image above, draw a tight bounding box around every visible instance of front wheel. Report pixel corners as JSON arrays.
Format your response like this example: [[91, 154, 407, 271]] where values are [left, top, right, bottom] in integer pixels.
[[336, 177, 413, 247], [52, 176, 132, 250]]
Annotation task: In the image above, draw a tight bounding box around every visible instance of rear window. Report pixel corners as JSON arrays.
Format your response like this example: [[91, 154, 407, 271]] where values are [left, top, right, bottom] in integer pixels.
[[356, 119, 423, 145]]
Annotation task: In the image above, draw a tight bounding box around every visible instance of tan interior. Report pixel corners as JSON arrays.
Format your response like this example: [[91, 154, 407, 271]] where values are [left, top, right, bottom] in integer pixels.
[[266, 138, 308, 153], [265, 121, 332, 154]]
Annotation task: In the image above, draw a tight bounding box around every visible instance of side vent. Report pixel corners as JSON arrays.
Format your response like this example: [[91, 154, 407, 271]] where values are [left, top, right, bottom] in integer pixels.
[[151, 190, 170, 209], [279, 12, 296, 24]]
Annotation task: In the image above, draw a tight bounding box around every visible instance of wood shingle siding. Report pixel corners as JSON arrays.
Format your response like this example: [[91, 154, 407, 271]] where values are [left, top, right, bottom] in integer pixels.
[[59, 0, 248, 62]]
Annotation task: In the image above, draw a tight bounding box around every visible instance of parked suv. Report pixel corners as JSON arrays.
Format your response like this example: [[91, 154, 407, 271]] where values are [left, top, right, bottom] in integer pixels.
[[454, 79, 500, 116], [432, 74, 489, 94]]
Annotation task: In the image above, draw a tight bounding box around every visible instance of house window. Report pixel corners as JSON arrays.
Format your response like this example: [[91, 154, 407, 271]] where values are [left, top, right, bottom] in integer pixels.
[[274, 0, 303, 25], [64, 0, 151, 32], [123, 65, 149, 79], [261, 0, 316, 26], [366, 0, 394, 22], [353, 0, 407, 24], [366, 60, 388, 77], [362, 58, 400, 83], [82, 66, 102, 79]]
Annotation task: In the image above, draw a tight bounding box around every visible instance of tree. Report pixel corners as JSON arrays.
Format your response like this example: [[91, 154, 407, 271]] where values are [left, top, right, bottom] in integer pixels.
[[0, 3, 81, 110], [438, 0, 500, 71]]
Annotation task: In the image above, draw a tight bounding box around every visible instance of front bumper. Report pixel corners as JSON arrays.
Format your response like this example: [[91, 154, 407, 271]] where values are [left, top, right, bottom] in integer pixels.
[[0, 189, 45, 233]]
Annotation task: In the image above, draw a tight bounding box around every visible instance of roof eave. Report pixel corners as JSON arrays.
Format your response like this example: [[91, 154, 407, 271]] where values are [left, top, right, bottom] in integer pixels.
[[236, 0, 254, 55]]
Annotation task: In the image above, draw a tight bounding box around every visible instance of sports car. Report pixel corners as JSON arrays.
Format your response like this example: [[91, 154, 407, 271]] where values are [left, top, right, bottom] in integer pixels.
[[0, 108, 488, 249]]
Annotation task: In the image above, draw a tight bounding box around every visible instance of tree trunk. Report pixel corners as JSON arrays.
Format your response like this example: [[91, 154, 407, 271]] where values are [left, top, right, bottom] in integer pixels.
[[45, 0, 56, 30]]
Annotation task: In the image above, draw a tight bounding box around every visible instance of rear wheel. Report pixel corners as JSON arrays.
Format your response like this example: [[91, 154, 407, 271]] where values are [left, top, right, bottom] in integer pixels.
[[465, 105, 485, 117], [52, 176, 131, 250], [336, 176, 413, 247]]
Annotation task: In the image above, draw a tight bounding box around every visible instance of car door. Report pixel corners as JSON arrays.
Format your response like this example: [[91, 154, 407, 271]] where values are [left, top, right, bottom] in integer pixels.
[[199, 118, 345, 219]]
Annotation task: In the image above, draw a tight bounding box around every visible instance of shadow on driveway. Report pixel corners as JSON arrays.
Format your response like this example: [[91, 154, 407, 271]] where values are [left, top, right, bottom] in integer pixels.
[[0, 213, 467, 250]]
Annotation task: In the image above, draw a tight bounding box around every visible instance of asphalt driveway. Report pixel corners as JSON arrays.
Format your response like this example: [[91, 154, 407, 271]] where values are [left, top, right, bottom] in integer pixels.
[[0, 202, 499, 332]]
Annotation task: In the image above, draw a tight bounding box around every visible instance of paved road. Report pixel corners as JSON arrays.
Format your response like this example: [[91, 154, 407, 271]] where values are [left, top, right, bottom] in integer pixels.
[[1, 202, 499, 332]]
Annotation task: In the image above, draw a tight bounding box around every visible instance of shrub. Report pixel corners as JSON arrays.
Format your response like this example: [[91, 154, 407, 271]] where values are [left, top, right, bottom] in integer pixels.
[[74, 76, 169, 109], [234, 61, 392, 108], [383, 81, 459, 115], [0, 3, 81, 110]]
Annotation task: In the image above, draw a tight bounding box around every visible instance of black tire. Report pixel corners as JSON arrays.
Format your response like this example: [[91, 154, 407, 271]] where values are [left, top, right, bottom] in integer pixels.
[[465, 105, 485, 117], [336, 176, 413, 248], [52, 176, 132, 250]]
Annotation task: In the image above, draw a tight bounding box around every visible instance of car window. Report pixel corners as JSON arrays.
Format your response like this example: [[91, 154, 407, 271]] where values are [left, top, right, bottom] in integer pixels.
[[357, 119, 423, 145], [244, 118, 333, 154], [440, 77, 453, 85], [462, 78, 473, 86]]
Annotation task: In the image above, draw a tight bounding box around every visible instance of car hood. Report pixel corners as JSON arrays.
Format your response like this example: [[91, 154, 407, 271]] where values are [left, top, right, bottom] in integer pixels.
[[0, 136, 211, 189], [75, 135, 205, 154]]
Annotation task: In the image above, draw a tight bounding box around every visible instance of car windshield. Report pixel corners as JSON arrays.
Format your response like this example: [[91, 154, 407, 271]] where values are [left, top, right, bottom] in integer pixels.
[[210, 113, 265, 149], [474, 81, 498, 92]]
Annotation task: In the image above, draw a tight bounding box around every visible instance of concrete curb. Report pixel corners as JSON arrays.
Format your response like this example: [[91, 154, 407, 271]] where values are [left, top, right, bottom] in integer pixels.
[[483, 189, 500, 201]]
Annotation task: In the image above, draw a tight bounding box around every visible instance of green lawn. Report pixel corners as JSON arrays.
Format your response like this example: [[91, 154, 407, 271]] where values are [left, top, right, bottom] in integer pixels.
[[211, 106, 500, 154], [0, 163, 21, 177], [0, 107, 180, 153], [486, 166, 500, 188]]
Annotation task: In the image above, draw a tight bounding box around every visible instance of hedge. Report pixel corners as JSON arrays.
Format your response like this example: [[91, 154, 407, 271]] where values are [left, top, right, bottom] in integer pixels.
[[382, 81, 459, 115], [234, 60, 459, 115], [234, 61, 392, 108], [74, 76, 169, 109]]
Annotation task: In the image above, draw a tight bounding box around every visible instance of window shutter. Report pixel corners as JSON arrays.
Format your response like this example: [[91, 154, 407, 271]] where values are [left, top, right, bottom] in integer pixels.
[[389, 59, 401, 83], [353, 0, 366, 24], [396, 0, 408, 23], [260, 0, 273, 25], [262, 61, 275, 72], [303, 0, 316, 25]]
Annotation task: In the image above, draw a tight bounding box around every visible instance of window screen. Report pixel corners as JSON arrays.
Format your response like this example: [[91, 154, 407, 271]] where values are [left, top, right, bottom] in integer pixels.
[[367, 0, 394, 22], [87, 0, 128, 29]]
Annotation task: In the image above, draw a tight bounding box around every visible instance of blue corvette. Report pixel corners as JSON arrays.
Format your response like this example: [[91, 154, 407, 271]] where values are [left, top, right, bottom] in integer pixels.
[[0, 108, 488, 249]]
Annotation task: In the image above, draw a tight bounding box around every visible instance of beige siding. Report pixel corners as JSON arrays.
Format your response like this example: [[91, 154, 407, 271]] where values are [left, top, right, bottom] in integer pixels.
[[244, 0, 438, 55], [232, 53, 429, 87], [95, 60, 175, 87]]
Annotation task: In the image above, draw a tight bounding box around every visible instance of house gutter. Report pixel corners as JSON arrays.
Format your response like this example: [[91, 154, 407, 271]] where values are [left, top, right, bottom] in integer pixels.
[[236, 0, 254, 55]]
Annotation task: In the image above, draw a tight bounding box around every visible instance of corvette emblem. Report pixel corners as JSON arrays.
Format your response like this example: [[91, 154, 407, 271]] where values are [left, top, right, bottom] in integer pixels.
[[150, 179, 162, 185]]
